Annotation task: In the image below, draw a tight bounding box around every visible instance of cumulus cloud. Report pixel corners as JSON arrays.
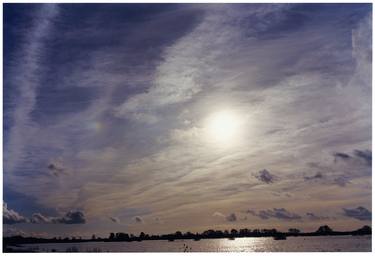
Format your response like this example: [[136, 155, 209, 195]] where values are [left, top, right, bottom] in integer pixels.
[[343, 206, 371, 221], [30, 211, 86, 224], [247, 208, 301, 221], [4, 203, 85, 225], [254, 169, 275, 184], [30, 213, 52, 224], [56, 211, 86, 224], [3, 203, 28, 224]]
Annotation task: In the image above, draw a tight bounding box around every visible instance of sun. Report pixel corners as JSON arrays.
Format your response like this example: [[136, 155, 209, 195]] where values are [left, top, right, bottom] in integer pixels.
[[205, 110, 241, 146]]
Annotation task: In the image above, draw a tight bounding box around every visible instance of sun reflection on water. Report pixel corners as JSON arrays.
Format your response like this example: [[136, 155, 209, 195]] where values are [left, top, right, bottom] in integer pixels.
[[217, 237, 272, 252]]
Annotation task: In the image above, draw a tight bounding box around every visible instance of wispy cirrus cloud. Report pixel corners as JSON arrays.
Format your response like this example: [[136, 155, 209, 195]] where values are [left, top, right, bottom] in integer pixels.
[[4, 4, 60, 175]]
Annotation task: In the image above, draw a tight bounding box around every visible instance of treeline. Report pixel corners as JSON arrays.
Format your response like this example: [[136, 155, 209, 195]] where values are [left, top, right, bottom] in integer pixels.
[[106, 225, 371, 242], [3, 225, 371, 248]]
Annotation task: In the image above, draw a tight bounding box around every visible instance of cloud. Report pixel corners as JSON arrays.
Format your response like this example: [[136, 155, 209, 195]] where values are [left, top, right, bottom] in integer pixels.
[[3, 203, 28, 224], [47, 161, 66, 177], [109, 216, 120, 223], [254, 169, 275, 184], [3, 227, 28, 237], [154, 217, 164, 224], [56, 211, 86, 224], [353, 150, 371, 166], [306, 212, 333, 221], [212, 212, 237, 222], [307, 149, 372, 187], [4, 4, 60, 175], [333, 150, 372, 167], [3, 4, 371, 235], [304, 172, 323, 181], [133, 216, 143, 223], [226, 213, 237, 222], [343, 206, 371, 221], [4, 202, 85, 225], [333, 176, 351, 187], [247, 208, 301, 221], [333, 152, 351, 162], [30, 211, 86, 224], [30, 213, 52, 224], [4, 226, 48, 238], [212, 211, 225, 218]]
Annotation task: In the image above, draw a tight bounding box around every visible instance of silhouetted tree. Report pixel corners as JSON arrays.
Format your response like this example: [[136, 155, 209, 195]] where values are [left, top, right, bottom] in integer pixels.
[[288, 228, 300, 233], [230, 229, 238, 236], [109, 233, 115, 240], [353, 225, 372, 235], [316, 225, 333, 234]]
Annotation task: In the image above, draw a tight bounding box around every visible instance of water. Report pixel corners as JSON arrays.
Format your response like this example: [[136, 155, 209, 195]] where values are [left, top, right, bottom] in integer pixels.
[[16, 236, 371, 252]]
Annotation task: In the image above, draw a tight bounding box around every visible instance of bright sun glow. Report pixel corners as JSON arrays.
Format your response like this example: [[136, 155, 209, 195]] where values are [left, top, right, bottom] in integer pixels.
[[205, 110, 242, 146]]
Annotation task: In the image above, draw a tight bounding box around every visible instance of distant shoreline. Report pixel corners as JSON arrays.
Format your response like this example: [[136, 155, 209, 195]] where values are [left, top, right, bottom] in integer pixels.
[[3, 224, 371, 252]]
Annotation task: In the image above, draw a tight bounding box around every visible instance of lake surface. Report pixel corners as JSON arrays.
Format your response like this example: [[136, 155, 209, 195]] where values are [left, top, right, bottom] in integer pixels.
[[17, 236, 371, 252]]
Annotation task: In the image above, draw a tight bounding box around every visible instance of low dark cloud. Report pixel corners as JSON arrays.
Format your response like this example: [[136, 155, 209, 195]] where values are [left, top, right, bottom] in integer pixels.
[[334, 152, 351, 162], [57, 211, 86, 224], [3, 203, 28, 224], [354, 150, 372, 166], [255, 169, 275, 184], [343, 206, 371, 221], [333, 150, 372, 167], [133, 216, 143, 223], [30, 211, 86, 224], [247, 208, 301, 221], [4, 203, 85, 225], [226, 213, 237, 222], [109, 216, 120, 223], [306, 212, 333, 221], [304, 172, 323, 181], [47, 162, 66, 177]]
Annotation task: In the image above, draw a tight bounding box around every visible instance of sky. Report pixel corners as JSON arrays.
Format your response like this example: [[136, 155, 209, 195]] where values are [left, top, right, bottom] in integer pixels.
[[3, 3, 372, 238]]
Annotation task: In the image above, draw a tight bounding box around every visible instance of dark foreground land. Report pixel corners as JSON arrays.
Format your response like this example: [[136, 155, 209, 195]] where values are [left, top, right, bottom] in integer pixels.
[[3, 225, 371, 252]]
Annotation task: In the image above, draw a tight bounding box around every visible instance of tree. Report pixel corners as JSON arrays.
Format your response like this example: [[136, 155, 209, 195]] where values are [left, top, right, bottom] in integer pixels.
[[109, 233, 115, 240], [316, 225, 333, 234], [230, 229, 238, 236], [288, 228, 300, 234], [139, 232, 146, 239]]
